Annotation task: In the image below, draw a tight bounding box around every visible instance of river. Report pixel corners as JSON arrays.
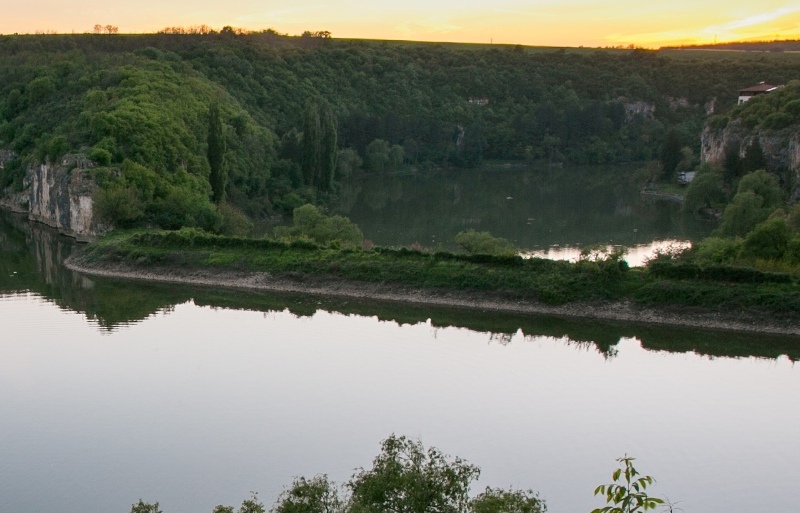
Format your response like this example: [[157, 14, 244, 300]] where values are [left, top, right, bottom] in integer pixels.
[[1, 171, 799, 513], [333, 164, 713, 264]]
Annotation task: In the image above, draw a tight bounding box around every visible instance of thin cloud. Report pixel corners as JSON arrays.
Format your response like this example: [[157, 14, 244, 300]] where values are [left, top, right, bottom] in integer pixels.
[[715, 5, 800, 31], [608, 5, 800, 47]]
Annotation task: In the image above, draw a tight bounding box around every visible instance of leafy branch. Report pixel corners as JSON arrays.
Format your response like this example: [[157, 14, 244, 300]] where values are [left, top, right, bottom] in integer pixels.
[[591, 455, 664, 513]]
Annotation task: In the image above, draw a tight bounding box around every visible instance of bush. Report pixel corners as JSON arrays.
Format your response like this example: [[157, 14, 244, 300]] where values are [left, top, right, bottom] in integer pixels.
[[150, 186, 222, 232], [647, 260, 792, 284], [455, 229, 517, 256], [707, 115, 729, 130], [740, 217, 792, 261], [718, 191, 769, 237], [278, 204, 363, 245], [761, 111, 793, 130], [89, 147, 113, 166], [218, 203, 253, 237], [94, 185, 144, 227], [693, 237, 741, 264]]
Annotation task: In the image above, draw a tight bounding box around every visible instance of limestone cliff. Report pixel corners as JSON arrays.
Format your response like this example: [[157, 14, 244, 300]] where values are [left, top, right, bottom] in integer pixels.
[[701, 119, 800, 200], [1, 153, 106, 241]]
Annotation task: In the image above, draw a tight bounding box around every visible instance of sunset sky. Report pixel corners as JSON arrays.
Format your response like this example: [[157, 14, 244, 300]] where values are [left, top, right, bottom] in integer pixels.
[[3, 0, 800, 48]]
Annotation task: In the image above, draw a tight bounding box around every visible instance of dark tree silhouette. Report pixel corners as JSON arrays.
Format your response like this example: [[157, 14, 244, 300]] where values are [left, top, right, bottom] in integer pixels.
[[207, 102, 227, 204]]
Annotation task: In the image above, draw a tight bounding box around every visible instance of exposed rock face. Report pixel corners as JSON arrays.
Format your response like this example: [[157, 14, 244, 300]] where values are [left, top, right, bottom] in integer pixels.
[[28, 161, 105, 241], [666, 96, 690, 110], [0, 149, 17, 167], [701, 119, 800, 200], [704, 98, 716, 115], [1, 152, 105, 240], [622, 100, 655, 121]]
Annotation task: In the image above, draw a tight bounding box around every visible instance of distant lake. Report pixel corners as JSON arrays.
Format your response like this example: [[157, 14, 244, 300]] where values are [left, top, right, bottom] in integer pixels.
[[334, 164, 714, 265], [1, 201, 797, 513]]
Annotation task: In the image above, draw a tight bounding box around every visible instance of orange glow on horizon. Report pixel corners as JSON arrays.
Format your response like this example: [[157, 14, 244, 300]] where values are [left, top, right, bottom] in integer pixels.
[[3, 1, 800, 50]]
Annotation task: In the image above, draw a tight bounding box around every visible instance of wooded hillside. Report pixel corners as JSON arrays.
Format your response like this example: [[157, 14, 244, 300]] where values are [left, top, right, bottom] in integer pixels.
[[2, 32, 799, 228]]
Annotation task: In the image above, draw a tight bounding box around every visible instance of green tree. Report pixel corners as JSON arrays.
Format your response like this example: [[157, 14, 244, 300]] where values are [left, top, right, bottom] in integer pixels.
[[47, 135, 69, 163], [718, 191, 769, 237], [741, 139, 766, 174], [740, 217, 792, 260], [319, 102, 338, 191], [130, 500, 162, 513], [591, 455, 663, 513], [470, 487, 546, 513], [674, 146, 695, 174], [389, 144, 405, 171], [212, 493, 265, 513], [218, 202, 253, 236], [683, 165, 724, 214], [293, 203, 326, 232], [279, 204, 363, 245], [365, 139, 391, 173], [94, 185, 144, 227], [336, 148, 363, 179], [272, 475, 344, 513], [788, 203, 800, 233], [659, 129, 681, 181], [348, 435, 480, 513], [718, 170, 784, 236], [311, 215, 363, 245], [693, 237, 742, 264], [302, 101, 338, 190], [207, 102, 227, 204], [238, 493, 266, 513], [302, 102, 322, 186], [722, 141, 742, 184], [736, 169, 782, 209]]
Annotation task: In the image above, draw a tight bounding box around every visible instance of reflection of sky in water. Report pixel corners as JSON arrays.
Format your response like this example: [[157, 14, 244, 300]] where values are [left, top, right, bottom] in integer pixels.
[[524, 239, 692, 267], [2, 294, 798, 513]]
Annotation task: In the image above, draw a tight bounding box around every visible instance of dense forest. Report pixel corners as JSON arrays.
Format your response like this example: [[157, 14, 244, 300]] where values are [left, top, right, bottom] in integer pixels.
[[2, 31, 800, 230]]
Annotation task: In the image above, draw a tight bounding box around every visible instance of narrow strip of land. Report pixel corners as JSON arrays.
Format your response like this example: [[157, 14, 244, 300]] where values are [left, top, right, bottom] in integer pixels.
[[65, 255, 800, 336]]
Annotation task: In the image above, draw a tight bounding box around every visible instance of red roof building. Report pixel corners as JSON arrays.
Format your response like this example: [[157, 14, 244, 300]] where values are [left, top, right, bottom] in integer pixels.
[[738, 82, 781, 105]]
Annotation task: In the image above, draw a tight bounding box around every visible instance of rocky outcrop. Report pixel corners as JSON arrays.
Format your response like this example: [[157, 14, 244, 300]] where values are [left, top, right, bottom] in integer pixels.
[[701, 119, 800, 200], [1, 153, 106, 240], [622, 100, 655, 121]]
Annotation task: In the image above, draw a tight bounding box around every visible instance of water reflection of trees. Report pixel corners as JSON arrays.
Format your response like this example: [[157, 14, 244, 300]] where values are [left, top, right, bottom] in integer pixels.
[[2, 210, 797, 360], [333, 166, 715, 250]]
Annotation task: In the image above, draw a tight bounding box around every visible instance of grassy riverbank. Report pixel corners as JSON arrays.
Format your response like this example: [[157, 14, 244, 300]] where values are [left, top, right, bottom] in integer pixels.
[[75, 228, 800, 317]]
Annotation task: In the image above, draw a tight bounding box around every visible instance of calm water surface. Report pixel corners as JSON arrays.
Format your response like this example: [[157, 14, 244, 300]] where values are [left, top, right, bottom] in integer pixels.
[[1, 207, 798, 513], [334, 165, 713, 264]]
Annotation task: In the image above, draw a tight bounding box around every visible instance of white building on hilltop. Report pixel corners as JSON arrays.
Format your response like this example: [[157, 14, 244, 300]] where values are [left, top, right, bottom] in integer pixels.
[[738, 82, 782, 105]]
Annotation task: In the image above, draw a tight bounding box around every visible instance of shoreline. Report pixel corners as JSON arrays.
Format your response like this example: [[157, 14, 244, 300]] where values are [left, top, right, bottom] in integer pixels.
[[65, 254, 800, 337]]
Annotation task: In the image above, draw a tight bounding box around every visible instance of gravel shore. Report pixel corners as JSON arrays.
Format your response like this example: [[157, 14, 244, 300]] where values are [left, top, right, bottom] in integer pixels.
[[65, 255, 800, 336]]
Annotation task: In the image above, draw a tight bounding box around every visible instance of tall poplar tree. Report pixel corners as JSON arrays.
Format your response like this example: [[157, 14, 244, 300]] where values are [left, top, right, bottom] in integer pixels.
[[302, 100, 338, 191], [318, 103, 338, 191], [302, 102, 321, 187], [659, 128, 681, 181], [207, 102, 227, 204]]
